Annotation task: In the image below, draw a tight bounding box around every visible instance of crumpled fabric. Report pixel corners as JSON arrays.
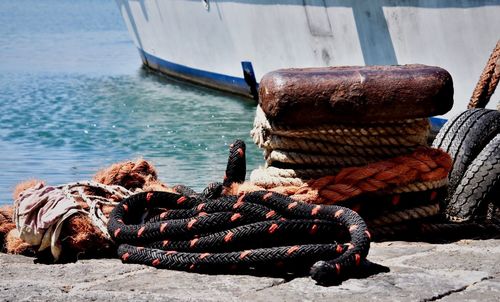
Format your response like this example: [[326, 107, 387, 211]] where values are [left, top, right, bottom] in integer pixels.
[[14, 183, 83, 260]]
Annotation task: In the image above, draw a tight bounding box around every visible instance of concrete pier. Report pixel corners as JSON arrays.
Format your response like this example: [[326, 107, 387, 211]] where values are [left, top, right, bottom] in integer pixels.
[[1, 239, 499, 301]]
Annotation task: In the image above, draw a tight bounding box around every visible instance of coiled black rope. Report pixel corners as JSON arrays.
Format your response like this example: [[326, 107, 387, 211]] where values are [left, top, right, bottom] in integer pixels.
[[108, 190, 370, 284], [107, 140, 371, 284]]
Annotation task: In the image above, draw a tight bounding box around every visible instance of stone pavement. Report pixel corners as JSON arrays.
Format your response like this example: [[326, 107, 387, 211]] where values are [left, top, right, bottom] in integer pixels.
[[1, 239, 499, 302]]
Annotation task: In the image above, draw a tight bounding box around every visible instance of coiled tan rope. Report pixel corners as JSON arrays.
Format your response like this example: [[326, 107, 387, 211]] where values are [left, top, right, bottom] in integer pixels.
[[252, 106, 430, 137], [251, 106, 430, 148], [255, 129, 429, 147], [249, 172, 305, 189], [250, 105, 432, 188], [246, 103, 450, 241], [254, 166, 341, 179], [265, 150, 379, 167], [366, 204, 440, 227], [260, 136, 414, 157], [391, 179, 448, 194]]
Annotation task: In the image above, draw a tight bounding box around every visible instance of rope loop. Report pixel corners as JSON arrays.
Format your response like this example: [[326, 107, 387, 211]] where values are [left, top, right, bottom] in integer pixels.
[[468, 40, 500, 109], [107, 190, 371, 284]]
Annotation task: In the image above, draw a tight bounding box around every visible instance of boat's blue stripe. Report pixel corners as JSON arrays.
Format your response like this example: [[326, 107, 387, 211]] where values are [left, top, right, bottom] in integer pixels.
[[138, 49, 251, 96], [430, 117, 447, 129], [138, 49, 451, 131]]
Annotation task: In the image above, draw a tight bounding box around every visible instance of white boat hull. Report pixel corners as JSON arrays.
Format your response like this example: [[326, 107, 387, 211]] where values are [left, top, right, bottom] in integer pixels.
[[115, 0, 500, 118]]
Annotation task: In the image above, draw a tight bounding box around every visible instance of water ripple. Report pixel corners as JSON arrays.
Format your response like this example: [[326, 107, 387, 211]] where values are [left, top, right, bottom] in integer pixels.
[[0, 70, 261, 203], [0, 0, 261, 204]]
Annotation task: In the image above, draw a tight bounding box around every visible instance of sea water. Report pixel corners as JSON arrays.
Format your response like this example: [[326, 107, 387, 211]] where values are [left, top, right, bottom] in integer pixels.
[[0, 0, 261, 204]]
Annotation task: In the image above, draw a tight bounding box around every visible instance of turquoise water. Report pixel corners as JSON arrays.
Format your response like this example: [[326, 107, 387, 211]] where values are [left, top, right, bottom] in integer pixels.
[[0, 0, 260, 204]]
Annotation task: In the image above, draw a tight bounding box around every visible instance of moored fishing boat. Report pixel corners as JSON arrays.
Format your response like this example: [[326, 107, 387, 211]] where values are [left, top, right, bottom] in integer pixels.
[[114, 0, 500, 118]]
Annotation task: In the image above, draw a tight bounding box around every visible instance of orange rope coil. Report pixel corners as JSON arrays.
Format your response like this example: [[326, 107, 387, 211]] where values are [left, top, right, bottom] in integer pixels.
[[245, 147, 452, 205]]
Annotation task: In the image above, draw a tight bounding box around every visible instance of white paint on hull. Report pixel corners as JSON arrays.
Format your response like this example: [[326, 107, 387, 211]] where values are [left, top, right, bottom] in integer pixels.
[[115, 0, 500, 118]]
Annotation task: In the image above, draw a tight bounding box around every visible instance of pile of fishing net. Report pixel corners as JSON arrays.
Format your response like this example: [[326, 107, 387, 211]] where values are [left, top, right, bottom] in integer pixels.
[[0, 159, 172, 261]]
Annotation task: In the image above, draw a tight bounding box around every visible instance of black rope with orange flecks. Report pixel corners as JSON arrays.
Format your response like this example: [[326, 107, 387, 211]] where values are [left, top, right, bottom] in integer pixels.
[[107, 140, 371, 284], [108, 190, 370, 284]]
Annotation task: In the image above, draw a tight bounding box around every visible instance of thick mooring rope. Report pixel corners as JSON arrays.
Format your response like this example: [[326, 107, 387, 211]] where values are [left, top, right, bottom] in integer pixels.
[[250, 105, 432, 187], [366, 204, 440, 227], [261, 136, 415, 157], [265, 149, 381, 167], [108, 191, 370, 284], [468, 40, 500, 109], [252, 106, 430, 140], [391, 179, 448, 194], [258, 133, 429, 148], [250, 147, 451, 204], [252, 166, 342, 181], [298, 147, 450, 203]]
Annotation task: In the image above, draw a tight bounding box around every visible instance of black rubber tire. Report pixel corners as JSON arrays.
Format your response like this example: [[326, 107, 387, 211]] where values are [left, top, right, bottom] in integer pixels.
[[432, 110, 476, 150], [432, 109, 500, 197], [446, 133, 500, 221]]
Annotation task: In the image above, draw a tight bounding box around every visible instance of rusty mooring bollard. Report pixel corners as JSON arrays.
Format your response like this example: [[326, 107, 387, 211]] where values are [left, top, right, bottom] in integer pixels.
[[258, 64, 454, 126]]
